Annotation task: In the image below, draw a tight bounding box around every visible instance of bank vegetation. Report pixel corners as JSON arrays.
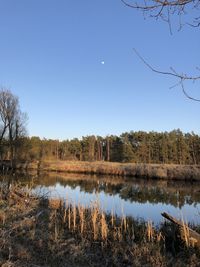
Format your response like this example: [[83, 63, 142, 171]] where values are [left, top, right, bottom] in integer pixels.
[[1, 183, 200, 267], [14, 160, 200, 181]]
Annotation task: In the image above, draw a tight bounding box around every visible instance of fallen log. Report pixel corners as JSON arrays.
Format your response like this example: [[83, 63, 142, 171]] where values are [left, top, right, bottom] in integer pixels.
[[161, 212, 200, 248]]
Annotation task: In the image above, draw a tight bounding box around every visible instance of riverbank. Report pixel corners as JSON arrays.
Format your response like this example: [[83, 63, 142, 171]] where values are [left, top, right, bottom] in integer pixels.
[[0, 183, 200, 267], [14, 160, 200, 181]]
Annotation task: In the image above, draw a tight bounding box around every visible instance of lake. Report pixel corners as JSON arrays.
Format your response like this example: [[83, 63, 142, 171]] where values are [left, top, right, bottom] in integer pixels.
[[1, 172, 200, 225]]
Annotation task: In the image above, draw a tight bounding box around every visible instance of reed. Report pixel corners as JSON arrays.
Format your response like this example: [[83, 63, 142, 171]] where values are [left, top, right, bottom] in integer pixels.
[[1, 183, 199, 267], [63, 208, 67, 223], [181, 217, 190, 247], [54, 210, 58, 241], [147, 221, 154, 242], [78, 204, 85, 234], [122, 215, 127, 232], [156, 232, 164, 243], [91, 205, 99, 240], [101, 212, 108, 240], [68, 205, 71, 230], [73, 202, 76, 230], [111, 209, 114, 227], [52, 197, 157, 244], [25, 160, 200, 181]]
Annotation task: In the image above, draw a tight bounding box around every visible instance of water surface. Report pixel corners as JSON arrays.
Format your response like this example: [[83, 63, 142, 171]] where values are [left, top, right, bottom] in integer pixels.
[[2, 172, 200, 224]]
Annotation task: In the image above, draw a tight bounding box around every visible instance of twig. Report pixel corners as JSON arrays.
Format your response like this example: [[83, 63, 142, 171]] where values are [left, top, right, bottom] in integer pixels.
[[133, 48, 200, 101]]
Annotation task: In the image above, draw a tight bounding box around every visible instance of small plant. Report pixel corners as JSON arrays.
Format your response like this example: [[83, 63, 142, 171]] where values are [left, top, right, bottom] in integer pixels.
[[147, 221, 154, 242], [101, 212, 108, 241], [73, 202, 76, 230], [91, 205, 99, 240], [68, 205, 71, 230], [181, 216, 190, 247]]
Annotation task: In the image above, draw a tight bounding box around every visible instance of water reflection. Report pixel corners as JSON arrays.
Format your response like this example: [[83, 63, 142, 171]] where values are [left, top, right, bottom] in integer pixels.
[[1, 172, 200, 224]]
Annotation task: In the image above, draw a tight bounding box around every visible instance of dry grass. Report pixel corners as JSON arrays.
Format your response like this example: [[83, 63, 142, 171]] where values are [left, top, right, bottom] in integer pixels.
[[61, 197, 132, 243], [147, 221, 154, 242], [180, 216, 200, 248], [16, 160, 200, 181], [1, 182, 200, 267]]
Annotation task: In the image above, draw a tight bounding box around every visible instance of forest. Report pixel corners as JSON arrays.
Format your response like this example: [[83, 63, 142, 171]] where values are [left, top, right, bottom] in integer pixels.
[[8, 129, 200, 165], [0, 89, 199, 165]]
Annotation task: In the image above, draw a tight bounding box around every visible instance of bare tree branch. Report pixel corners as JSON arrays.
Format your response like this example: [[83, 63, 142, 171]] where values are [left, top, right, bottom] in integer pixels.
[[133, 48, 200, 80], [121, 0, 197, 10], [121, 0, 200, 27], [121, 1, 200, 101], [181, 81, 200, 101], [133, 48, 200, 101]]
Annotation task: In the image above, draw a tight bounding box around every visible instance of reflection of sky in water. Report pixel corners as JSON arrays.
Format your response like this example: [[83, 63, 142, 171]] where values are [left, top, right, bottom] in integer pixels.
[[33, 182, 200, 225]]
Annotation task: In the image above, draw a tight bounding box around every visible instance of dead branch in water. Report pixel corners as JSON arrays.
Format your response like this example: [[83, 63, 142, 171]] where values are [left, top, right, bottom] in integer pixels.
[[161, 212, 200, 247]]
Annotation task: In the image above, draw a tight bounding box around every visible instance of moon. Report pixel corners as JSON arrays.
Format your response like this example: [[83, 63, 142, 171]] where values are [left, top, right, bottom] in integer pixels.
[[101, 61, 105, 65]]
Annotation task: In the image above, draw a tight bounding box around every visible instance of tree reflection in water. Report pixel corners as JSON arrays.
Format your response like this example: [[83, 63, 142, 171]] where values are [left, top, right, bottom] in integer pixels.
[[1, 172, 200, 223]]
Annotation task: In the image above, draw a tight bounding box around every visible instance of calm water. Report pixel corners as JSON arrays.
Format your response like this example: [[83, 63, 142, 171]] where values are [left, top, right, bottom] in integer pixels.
[[2, 172, 200, 224]]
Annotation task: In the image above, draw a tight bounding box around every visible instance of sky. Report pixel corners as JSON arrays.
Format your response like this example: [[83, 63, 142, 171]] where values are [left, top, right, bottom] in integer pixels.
[[0, 0, 199, 140]]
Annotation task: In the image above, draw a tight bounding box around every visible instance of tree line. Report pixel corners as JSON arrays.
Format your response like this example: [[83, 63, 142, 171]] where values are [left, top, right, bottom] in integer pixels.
[[0, 89, 199, 165], [11, 130, 200, 165]]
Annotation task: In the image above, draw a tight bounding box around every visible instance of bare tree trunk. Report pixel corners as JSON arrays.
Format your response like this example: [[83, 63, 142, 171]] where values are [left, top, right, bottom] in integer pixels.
[[106, 137, 110, 162]]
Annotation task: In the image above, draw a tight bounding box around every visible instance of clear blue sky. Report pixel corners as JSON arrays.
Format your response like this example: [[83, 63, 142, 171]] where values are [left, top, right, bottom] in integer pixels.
[[0, 0, 199, 140]]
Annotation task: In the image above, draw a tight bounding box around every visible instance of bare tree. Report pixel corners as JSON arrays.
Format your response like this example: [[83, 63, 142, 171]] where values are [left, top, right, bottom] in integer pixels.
[[0, 88, 27, 161], [0, 91, 10, 144], [121, 0, 200, 101], [121, 0, 200, 28]]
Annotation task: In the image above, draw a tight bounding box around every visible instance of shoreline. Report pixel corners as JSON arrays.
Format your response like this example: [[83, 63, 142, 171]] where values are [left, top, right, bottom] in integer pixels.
[[12, 160, 200, 181], [1, 183, 200, 267]]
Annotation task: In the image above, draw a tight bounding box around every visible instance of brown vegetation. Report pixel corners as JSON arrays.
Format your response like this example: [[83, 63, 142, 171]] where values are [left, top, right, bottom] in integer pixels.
[[1, 183, 200, 266], [162, 212, 200, 248], [15, 160, 200, 181]]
